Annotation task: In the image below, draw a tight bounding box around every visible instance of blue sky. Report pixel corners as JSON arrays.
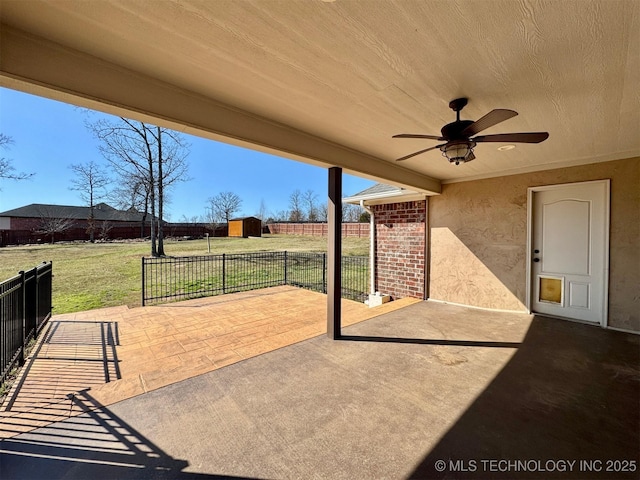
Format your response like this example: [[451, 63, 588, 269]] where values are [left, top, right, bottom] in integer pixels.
[[0, 87, 375, 220]]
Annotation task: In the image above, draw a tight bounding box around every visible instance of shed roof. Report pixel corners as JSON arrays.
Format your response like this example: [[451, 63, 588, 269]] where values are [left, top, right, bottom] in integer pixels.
[[229, 216, 261, 222]]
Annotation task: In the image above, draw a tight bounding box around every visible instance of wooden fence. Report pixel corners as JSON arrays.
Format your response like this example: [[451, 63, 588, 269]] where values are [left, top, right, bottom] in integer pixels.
[[266, 223, 369, 237]]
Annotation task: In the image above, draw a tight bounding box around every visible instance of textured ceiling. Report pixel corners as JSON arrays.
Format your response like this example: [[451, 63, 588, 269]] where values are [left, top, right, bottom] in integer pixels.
[[1, 0, 639, 187]]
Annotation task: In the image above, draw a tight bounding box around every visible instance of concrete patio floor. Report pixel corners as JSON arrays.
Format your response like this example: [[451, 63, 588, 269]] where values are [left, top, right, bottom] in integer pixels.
[[1, 299, 638, 480], [0, 286, 417, 439]]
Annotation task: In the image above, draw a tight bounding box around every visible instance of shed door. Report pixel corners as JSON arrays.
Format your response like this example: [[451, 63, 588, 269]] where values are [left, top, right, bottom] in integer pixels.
[[530, 181, 609, 324]]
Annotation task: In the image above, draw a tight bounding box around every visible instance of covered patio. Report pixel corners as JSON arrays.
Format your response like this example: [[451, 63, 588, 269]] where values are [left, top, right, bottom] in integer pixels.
[[1, 299, 638, 479], [1, 2, 638, 477], [2, 1, 638, 336], [0, 286, 416, 439]]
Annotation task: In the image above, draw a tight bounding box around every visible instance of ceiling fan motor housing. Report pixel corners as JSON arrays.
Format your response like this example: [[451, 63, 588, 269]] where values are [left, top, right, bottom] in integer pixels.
[[441, 120, 474, 140]]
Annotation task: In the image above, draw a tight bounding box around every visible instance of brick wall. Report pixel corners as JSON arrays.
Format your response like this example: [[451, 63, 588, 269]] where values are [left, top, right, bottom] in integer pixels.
[[372, 201, 426, 300]]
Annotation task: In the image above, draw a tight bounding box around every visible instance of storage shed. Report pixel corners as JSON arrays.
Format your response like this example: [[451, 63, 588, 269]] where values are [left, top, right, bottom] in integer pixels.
[[228, 217, 262, 238]]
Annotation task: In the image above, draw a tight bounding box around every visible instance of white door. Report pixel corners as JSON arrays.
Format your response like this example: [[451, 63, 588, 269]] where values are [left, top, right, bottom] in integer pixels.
[[530, 180, 609, 324]]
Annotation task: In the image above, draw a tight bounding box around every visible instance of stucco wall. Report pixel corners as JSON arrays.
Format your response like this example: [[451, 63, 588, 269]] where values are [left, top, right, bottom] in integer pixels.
[[428, 157, 639, 331], [372, 201, 426, 300]]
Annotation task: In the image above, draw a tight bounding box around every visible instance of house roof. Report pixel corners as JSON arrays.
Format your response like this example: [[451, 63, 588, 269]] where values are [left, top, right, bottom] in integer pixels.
[[343, 183, 424, 206], [0, 203, 150, 222], [1, 1, 638, 194], [349, 183, 406, 197]]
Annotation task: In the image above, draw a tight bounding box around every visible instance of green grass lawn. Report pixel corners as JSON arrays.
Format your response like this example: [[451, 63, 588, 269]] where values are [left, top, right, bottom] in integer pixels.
[[0, 235, 369, 314]]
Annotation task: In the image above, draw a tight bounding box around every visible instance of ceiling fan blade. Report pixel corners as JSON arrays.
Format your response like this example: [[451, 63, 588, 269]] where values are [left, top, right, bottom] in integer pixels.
[[461, 109, 518, 137], [396, 144, 445, 162], [393, 133, 445, 141], [473, 132, 549, 143]]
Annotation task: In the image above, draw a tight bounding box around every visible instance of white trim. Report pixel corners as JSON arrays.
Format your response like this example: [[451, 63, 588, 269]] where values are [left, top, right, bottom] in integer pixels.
[[526, 179, 611, 193], [526, 179, 610, 327], [359, 200, 376, 295], [533, 313, 601, 327], [343, 191, 428, 205], [606, 326, 640, 336], [525, 188, 533, 313], [602, 180, 611, 328], [426, 298, 529, 315], [424, 197, 430, 301], [441, 153, 639, 185]]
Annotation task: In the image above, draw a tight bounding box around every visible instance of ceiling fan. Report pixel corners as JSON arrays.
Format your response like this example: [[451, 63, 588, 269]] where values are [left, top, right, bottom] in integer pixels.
[[393, 98, 549, 165]]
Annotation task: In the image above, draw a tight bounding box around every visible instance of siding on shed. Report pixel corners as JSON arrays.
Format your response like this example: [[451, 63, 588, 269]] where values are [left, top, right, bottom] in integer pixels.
[[228, 217, 261, 238]]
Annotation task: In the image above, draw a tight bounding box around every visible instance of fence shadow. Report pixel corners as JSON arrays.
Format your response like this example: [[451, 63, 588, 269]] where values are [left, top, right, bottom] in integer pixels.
[[3, 320, 121, 413], [0, 390, 259, 480]]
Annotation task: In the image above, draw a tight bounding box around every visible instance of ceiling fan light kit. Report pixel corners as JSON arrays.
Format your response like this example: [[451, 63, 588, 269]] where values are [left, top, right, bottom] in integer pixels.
[[442, 140, 476, 165], [393, 98, 549, 165]]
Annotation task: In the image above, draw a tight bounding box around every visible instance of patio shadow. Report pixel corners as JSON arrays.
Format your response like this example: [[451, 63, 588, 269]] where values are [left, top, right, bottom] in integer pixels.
[[0, 389, 260, 480], [408, 315, 640, 480]]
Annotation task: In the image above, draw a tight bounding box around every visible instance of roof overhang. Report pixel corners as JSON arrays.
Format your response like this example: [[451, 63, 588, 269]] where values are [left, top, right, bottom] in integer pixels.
[[0, 0, 638, 190], [343, 188, 426, 206], [0, 24, 441, 196]]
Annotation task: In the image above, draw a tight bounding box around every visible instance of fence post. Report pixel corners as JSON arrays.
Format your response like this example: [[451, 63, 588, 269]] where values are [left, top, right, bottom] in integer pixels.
[[284, 251, 288, 285], [141, 257, 146, 306], [20, 270, 26, 363], [322, 253, 326, 294], [35, 265, 40, 334], [41, 261, 52, 328], [222, 253, 226, 294]]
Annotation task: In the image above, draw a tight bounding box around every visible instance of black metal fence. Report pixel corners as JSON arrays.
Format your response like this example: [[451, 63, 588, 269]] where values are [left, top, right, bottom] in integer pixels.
[[142, 252, 368, 306], [1, 262, 53, 385]]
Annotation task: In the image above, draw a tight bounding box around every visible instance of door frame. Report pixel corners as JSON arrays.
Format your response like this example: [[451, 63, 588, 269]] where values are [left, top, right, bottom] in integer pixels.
[[525, 179, 610, 327]]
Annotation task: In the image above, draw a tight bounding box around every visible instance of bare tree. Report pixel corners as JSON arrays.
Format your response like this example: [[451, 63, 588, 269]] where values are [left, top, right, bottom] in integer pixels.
[[33, 207, 74, 244], [303, 189, 318, 222], [69, 160, 110, 242], [318, 203, 328, 222], [88, 118, 190, 256], [342, 203, 364, 223], [207, 191, 242, 225], [107, 177, 150, 238], [98, 220, 113, 241], [288, 189, 304, 222], [256, 199, 267, 224], [180, 214, 201, 224], [0, 133, 34, 186], [269, 209, 289, 222]]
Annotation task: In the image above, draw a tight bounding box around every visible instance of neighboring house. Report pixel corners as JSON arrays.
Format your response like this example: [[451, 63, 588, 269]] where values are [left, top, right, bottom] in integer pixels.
[[0, 203, 224, 245], [344, 156, 639, 335], [0, 203, 155, 245]]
